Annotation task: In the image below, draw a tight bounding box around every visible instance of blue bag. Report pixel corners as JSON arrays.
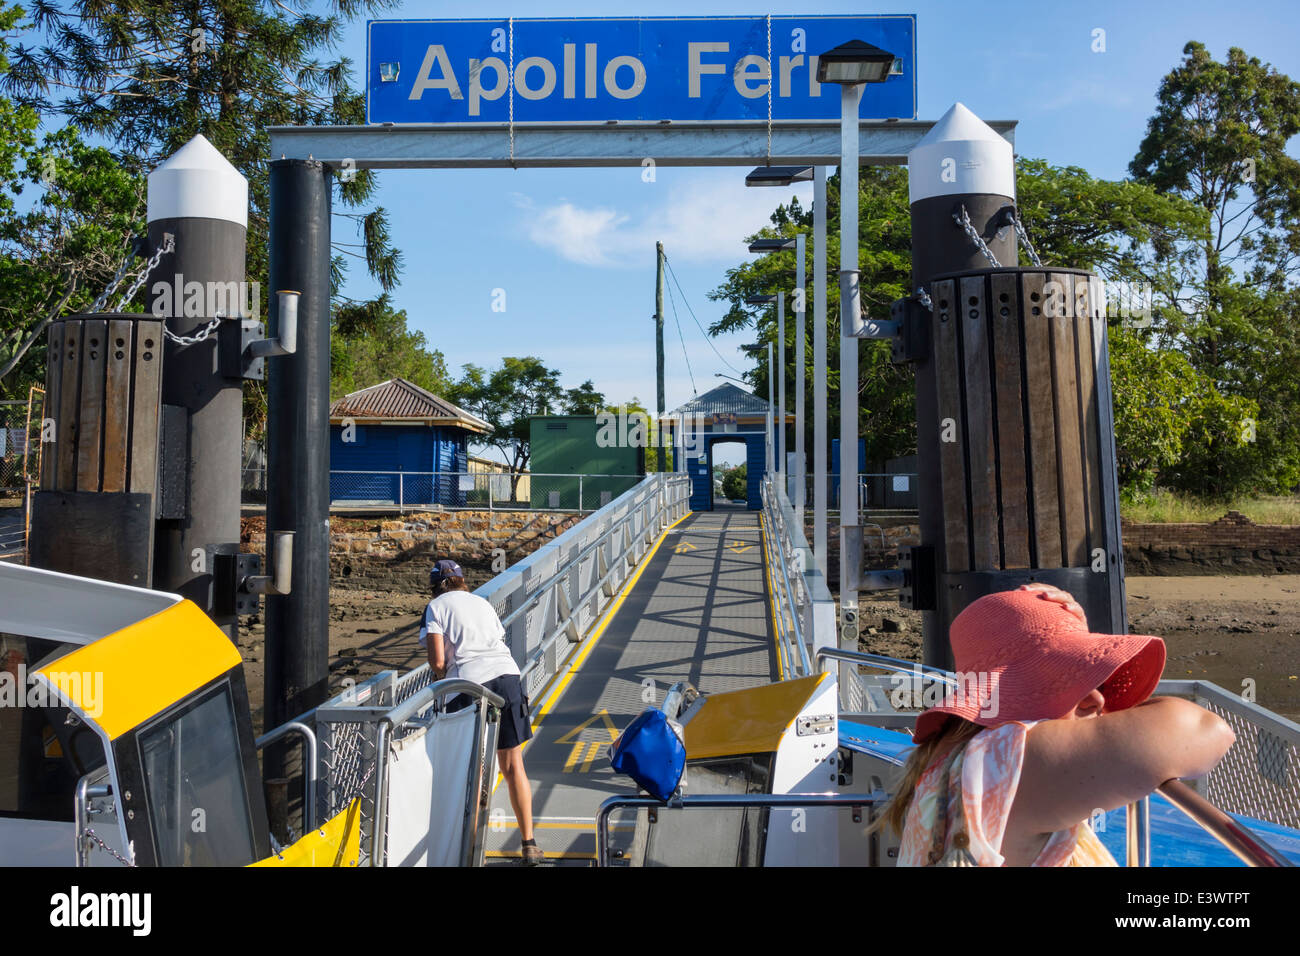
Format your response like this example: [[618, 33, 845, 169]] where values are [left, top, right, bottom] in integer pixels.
[[608, 708, 686, 801]]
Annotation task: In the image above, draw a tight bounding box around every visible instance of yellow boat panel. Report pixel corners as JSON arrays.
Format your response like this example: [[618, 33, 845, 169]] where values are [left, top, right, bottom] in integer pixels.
[[683, 672, 829, 760], [34, 599, 240, 740], [250, 799, 363, 868]]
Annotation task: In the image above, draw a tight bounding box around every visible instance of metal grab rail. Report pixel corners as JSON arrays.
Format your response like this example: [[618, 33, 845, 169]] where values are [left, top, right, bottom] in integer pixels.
[[74, 778, 114, 867], [1155, 779, 1293, 868], [371, 677, 507, 868], [595, 791, 889, 866], [255, 720, 319, 833], [814, 646, 962, 690]]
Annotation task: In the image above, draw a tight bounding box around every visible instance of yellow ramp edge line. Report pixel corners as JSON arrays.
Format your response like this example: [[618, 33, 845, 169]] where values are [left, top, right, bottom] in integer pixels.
[[532, 510, 692, 721], [36, 599, 240, 740]]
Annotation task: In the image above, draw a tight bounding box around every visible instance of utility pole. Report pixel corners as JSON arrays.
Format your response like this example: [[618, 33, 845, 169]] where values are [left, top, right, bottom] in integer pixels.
[[654, 241, 666, 471]]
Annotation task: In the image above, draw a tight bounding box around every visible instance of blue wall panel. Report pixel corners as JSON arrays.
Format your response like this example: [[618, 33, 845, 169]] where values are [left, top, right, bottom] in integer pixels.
[[330, 424, 470, 505]]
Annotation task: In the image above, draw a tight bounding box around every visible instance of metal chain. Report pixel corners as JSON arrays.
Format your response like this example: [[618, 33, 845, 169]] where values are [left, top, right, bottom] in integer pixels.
[[953, 205, 1002, 269], [914, 286, 933, 311], [82, 825, 135, 867], [1013, 213, 1044, 267], [507, 17, 515, 169], [163, 314, 223, 347], [114, 233, 175, 312], [90, 255, 136, 314]]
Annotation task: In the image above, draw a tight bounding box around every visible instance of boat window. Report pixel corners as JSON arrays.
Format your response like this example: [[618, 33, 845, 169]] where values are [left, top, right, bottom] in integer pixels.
[[137, 682, 257, 866], [0, 634, 103, 819]]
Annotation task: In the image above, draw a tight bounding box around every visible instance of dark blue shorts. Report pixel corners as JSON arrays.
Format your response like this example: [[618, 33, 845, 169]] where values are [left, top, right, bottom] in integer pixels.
[[446, 674, 533, 750]]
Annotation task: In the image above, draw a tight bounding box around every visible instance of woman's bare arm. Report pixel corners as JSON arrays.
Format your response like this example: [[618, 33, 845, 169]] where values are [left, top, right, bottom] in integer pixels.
[[1009, 697, 1235, 835]]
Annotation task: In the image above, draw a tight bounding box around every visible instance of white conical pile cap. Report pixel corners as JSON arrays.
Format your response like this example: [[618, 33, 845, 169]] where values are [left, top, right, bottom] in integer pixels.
[[908, 102, 1015, 205], [147, 134, 248, 227]]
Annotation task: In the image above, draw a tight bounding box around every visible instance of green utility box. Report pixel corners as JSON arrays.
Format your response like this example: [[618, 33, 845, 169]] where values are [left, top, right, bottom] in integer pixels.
[[528, 415, 645, 509]]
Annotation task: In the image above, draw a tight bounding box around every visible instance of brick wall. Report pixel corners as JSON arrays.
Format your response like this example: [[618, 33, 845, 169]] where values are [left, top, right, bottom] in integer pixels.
[[1122, 511, 1300, 575], [241, 509, 583, 592]]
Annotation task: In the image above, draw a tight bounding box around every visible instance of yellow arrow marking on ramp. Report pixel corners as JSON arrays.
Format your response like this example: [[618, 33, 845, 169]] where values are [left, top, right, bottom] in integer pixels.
[[674, 540, 699, 553], [725, 540, 754, 553], [557, 709, 620, 773]]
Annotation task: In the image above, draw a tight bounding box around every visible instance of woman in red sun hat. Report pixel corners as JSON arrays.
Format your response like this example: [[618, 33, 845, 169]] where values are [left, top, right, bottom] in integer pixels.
[[879, 583, 1235, 866]]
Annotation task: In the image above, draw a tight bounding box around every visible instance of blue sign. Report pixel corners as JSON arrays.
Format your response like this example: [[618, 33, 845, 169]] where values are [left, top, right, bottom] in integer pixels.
[[367, 16, 915, 125]]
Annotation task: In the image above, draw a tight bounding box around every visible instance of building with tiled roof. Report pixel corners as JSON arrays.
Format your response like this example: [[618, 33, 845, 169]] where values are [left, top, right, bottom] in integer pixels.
[[328, 378, 490, 507]]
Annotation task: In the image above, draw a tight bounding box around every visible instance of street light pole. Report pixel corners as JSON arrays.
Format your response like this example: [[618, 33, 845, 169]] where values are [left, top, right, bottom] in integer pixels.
[[795, 232, 806, 524], [777, 290, 785, 491], [839, 82, 865, 641], [766, 342, 775, 477], [813, 167, 828, 574]]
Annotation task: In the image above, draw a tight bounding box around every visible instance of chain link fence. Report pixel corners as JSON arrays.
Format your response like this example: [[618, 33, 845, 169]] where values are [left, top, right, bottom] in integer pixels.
[[0, 400, 34, 496], [242, 469, 644, 513], [1, 397, 42, 561]]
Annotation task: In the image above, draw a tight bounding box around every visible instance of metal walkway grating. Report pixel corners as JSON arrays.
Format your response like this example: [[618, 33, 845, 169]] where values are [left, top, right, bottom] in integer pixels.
[[484, 508, 776, 862]]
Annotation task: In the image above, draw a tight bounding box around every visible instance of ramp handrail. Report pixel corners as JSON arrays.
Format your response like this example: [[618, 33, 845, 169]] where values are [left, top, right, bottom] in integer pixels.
[[760, 475, 834, 680], [478, 472, 691, 702]]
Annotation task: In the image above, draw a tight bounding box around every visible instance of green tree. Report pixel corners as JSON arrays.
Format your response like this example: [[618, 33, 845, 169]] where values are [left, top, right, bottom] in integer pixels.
[[449, 357, 565, 491], [0, 5, 145, 397], [709, 166, 913, 468], [709, 159, 1205, 486], [721, 463, 747, 500], [1129, 41, 1300, 494], [563, 380, 606, 414], [3, 0, 403, 418], [329, 298, 450, 400]]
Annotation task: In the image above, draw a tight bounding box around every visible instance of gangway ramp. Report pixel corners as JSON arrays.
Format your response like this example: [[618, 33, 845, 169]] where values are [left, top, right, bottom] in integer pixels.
[[485, 507, 777, 863]]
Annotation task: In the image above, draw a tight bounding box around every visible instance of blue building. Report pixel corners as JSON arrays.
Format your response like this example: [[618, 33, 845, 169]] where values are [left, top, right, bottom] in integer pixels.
[[328, 378, 490, 507], [660, 383, 792, 511]]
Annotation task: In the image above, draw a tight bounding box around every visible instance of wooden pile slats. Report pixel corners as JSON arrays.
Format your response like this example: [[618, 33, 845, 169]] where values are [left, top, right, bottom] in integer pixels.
[[930, 271, 1109, 573], [40, 316, 164, 497]]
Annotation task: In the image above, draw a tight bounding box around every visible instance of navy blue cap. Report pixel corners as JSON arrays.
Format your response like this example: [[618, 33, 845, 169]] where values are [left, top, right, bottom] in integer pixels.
[[430, 559, 465, 586]]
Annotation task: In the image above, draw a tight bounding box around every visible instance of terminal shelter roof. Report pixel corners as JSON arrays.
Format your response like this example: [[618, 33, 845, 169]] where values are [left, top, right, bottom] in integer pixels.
[[329, 378, 491, 434], [662, 382, 792, 422]]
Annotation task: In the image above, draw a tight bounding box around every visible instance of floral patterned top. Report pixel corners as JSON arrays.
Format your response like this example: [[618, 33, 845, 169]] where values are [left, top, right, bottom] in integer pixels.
[[898, 720, 1117, 867]]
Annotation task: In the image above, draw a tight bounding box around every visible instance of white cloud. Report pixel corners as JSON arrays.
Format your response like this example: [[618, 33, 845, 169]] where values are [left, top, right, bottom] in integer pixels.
[[513, 173, 812, 268]]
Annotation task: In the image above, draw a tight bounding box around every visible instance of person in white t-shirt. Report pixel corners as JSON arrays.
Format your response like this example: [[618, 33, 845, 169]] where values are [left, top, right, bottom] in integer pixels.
[[418, 559, 542, 865]]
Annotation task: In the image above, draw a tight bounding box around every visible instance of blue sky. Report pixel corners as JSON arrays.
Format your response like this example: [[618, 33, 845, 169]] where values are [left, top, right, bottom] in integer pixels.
[[330, 1, 1299, 465]]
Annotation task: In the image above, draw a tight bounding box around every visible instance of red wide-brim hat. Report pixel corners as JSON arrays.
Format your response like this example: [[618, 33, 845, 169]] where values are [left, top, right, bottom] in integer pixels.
[[912, 586, 1166, 744]]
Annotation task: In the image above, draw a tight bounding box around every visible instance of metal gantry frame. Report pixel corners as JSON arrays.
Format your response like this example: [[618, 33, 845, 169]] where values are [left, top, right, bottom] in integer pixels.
[[266, 116, 1015, 667]]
